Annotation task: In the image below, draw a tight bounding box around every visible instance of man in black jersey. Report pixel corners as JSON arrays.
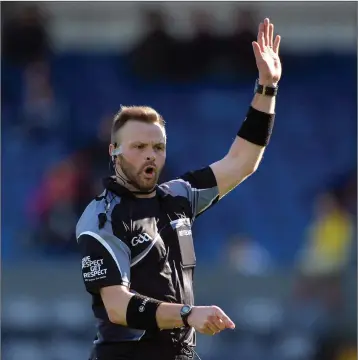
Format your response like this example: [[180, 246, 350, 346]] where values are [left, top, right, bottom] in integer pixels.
[[76, 18, 281, 360]]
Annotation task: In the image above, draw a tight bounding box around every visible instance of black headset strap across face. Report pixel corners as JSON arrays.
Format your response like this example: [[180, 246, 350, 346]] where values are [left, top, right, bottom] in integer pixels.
[[111, 142, 132, 186]]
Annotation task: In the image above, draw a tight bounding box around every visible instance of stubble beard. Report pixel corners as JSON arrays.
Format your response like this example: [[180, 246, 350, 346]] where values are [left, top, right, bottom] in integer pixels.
[[118, 156, 160, 192]]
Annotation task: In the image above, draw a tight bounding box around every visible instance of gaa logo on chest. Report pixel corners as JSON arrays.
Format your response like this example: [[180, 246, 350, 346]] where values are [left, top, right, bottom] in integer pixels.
[[131, 233, 153, 247]]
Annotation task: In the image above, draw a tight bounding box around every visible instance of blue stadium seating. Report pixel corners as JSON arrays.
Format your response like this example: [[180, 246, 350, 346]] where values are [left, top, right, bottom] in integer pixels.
[[2, 53, 356, 266]]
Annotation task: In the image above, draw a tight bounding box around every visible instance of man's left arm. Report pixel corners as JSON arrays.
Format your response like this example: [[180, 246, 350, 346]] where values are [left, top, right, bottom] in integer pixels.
[[211, 18, 282, 198]]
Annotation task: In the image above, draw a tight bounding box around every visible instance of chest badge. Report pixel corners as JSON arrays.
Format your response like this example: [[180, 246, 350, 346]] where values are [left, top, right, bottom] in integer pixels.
[[131, 233, 153, 247]]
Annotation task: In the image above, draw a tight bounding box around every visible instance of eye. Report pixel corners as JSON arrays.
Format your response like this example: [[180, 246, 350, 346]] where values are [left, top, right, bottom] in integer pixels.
[[155, 144, 165, 151], [136, 144, 145, 150]]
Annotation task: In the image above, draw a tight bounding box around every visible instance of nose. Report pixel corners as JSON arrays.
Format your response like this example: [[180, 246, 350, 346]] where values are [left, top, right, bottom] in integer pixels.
[[145, 151, 156, 162]]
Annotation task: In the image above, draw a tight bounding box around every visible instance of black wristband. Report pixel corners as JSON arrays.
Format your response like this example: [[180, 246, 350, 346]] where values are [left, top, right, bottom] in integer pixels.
[[126, 294, 162, 331], [254, 79, 278, 97], [237, 106, 275, 147]]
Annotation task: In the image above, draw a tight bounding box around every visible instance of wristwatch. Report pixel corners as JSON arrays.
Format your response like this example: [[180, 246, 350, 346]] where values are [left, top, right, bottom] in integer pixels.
[[180, 305, 193, 327], [254, 79, 278, 97]]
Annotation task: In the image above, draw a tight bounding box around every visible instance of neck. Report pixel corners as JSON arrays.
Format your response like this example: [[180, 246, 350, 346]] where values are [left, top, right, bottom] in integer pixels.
[[113, 174, 156, 198], [133, 191, 157, 199]]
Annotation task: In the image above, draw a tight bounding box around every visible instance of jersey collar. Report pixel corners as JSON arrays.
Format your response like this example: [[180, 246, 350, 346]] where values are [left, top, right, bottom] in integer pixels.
[[102, 177, 166, 198]]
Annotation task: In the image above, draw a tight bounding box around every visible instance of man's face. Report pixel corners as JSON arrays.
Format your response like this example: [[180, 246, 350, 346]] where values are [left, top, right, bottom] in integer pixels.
[[110, 120, 166, 191]]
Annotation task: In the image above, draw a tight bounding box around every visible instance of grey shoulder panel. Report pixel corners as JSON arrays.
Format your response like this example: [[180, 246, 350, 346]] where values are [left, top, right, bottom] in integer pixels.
[[76, 194, 121, 239], [160, 179, 190, 199], [76, 194, 131, 263], [161, 175, 219, 219]]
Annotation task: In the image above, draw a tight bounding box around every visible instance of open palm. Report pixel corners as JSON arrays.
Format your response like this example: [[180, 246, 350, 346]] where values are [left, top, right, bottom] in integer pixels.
[[252, 18, 282, 86]]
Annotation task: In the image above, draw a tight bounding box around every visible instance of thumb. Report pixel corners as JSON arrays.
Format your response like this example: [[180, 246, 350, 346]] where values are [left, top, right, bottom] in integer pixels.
[[252, 41, 263, 61], [223, 316, 235, 329], [217, 310, 235, 329]]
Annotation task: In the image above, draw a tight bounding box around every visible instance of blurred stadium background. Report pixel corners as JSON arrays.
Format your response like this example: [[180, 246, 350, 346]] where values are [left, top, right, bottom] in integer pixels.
[[1, 2, 357, 360]]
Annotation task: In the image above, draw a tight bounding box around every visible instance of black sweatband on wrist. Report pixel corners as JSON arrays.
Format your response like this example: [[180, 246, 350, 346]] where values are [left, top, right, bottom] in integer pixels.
[[126, 294, 162, 330], [237, 106, 275, 146]]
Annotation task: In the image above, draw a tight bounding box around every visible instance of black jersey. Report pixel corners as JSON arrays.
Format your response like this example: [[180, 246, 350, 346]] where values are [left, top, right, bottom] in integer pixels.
[[76, 166, 220, 349]]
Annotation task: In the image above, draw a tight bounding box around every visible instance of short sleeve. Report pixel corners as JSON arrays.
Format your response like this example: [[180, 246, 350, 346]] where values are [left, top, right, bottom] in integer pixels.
[[77, 231, 131, 294], [164, 166, 220, 220]]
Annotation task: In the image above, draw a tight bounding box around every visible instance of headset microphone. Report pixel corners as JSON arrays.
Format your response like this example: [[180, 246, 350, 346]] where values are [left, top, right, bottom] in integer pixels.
[[111, 144, 122, 157], [111, 144, 135, 186]]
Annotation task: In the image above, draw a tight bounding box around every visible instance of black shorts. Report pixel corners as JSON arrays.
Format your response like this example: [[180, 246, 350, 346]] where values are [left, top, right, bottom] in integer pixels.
[[89, 341, 195, 360]]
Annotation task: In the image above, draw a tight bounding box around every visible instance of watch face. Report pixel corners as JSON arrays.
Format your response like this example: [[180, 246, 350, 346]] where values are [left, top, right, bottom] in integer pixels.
[[181, 306, 191, 315]]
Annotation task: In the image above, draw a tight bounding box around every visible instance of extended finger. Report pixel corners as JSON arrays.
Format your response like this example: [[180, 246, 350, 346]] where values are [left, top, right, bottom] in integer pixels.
[[264, 18, 270, 48], [252, 41, 263, 61], [273, 35, 281, 54], [269, 23, 274, 48], [217, 311, 235, 329], [257, 23, 265, 52]]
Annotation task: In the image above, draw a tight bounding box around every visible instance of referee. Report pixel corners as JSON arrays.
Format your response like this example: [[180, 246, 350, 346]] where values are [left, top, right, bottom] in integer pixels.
[[76, 18, 281, 360]]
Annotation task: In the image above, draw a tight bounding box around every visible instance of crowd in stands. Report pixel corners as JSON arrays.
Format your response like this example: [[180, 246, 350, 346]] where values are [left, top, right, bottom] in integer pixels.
[[2, 5, 356, 272], [129, 8, 258, 81]]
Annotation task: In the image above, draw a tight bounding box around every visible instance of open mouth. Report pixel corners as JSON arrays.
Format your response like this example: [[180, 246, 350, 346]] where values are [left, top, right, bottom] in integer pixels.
[[143, 166, 155, 177]]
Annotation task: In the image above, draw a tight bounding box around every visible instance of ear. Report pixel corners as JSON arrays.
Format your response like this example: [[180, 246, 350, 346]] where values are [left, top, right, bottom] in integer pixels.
[[109, 144, 118, 165], [109, 143, 115, 157], [111, 143, 122, 157]]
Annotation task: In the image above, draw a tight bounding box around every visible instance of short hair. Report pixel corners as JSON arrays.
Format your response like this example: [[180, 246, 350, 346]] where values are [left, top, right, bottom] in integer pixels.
[[111, 105, 166, 144]]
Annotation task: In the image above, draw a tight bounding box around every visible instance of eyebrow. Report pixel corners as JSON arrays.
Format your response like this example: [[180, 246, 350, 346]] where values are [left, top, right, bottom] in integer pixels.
[[132, 141, 165, 146]]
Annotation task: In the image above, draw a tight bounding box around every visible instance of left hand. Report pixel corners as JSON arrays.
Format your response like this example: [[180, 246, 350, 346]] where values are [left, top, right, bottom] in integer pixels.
[[252, 18, 282, 87]]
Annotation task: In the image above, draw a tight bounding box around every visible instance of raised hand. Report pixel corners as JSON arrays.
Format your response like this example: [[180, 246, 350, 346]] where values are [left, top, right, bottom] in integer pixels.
[[252, 18, 282, 86]]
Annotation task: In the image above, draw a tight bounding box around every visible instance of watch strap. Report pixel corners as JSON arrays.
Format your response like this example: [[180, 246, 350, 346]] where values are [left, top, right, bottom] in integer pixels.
[[255, 79, 278, 97], [180, 305, 193, 327]]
